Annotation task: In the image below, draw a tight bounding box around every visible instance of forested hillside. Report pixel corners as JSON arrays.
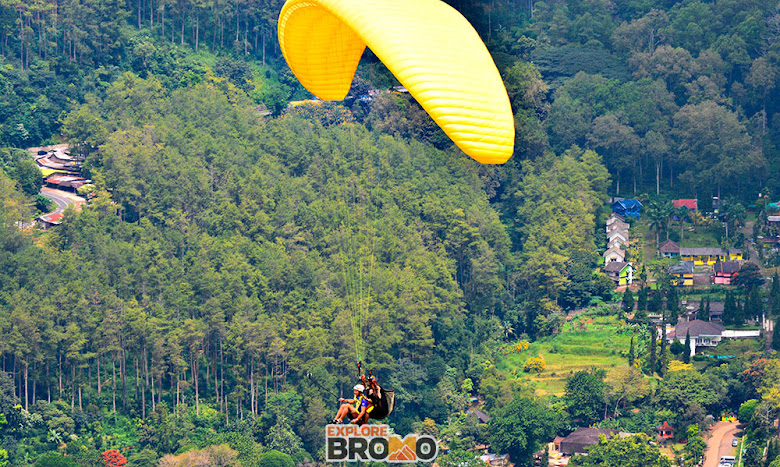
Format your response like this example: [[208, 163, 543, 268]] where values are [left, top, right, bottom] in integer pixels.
[[1, 0, 779, 465]]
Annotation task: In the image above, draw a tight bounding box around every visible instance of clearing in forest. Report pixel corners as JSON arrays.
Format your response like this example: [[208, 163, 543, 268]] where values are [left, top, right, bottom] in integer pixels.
[[497, 313, 640, 396]]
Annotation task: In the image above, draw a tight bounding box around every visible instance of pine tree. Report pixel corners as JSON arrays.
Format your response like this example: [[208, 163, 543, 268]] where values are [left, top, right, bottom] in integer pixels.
[[648, 324, 657, 375], [750, 286, 764, 322], [623, 289, 636, 314], [649, 291, 663, 314], [724, 291, 737, 325], [771, 272, 780, 316], [660, 334, 668, 376], [774, 317, 780, 350], [628, 336, 635, 366], [705, 296, 711, 320], [660, 309, 668, 375], [697, 296, 707, 320], [638, 287, 648, 311], [667, 287, 679, 319], [683, 330, 691, 363]]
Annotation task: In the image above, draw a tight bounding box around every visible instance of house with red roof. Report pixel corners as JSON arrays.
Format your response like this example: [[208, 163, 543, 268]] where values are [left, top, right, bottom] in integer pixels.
[[713, 261, 741, 285], [657, 421, 674, 440], [673, 199, 698, 211], [37, 212, 63, 230]]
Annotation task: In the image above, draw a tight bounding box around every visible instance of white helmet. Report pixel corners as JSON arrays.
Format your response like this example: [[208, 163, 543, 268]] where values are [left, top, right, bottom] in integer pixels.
[[353, 384, 365, 392]]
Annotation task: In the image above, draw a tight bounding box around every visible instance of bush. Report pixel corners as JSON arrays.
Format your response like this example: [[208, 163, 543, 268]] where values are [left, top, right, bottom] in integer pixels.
[[523, 356, 546, 373], [35, 194, 53, 212], [513, 341, 530, 353], [259, 450, 295, 467], [34, 453, 78, 467]]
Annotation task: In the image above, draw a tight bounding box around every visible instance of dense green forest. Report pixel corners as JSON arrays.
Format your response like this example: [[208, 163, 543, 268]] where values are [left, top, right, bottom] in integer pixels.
[[1, 0, 780, 465]]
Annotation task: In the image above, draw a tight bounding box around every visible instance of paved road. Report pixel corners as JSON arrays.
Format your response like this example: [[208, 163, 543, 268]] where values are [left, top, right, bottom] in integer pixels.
[[40, 187, 85, 215], [740, 221, 765, 269], [704, 421, 738, 467]]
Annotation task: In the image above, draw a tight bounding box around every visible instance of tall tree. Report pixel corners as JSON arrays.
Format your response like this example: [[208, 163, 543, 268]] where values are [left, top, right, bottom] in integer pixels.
[[487, 396, 561, 467], [623, 289, 636, 314], [648, 324, 657, 376], [565, 369, 607, 425]]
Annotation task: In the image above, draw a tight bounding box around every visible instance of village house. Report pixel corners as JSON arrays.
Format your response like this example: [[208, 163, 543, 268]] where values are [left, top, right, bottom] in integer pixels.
[[667, 320, 725, 355], [37, 212, 63, 230], [604, 262, 633, 285], [669, 261, 694, 286], [728, 248, 743, 261], [709, 302, 725, 321], [673, 199, 698, 211], [606, 222, 629, 238], [659, 240, 681, 258], [713, 261, 741, 285], [657, 421, 674, 441], [607, 228, 629, 244], [44, 174, 92, 192], [606, 213, 627, 227], [479, 453, 509, 467], [607, 238, 628, 251], [666, 320, 761, 355], [680, 247, 726, 265], [612, 199, 642, 219], [603, 246, 626, 264], [552, 428, 619, 456], [606, 217, 629, 233]]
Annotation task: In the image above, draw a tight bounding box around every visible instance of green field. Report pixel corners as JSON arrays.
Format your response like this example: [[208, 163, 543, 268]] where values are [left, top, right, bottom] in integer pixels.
[[497, 314, 640, 396]]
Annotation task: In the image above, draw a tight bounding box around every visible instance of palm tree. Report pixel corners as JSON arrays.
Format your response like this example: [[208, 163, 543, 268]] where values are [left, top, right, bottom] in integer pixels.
[[646, 201, 668, 247], [677, 206, 690, 242], [721, 198, 747, 241]]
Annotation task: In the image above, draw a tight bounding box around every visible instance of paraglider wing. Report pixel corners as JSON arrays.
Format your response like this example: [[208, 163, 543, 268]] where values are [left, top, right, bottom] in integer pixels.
[[277, 0, 515, 165]]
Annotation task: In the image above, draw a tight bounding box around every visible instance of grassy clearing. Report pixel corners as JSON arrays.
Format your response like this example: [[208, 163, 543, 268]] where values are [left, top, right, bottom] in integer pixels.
[[496, 314, 639, 396]]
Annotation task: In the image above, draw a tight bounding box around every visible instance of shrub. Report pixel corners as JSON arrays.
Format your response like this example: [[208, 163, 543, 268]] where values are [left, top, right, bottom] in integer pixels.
[[524, 356, 546, 373], [514, 341, 530, 353]]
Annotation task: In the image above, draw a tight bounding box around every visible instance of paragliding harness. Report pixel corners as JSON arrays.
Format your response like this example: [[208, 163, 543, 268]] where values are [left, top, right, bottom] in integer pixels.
[[305, 365, 395, 421], [360, 364, 394, 420]]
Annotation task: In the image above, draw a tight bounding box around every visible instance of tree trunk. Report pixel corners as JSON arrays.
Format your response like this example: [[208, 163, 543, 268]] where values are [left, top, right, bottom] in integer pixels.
[[58, 354, 63, 398], [112, 358, 117, 413], [121, 348, 128, 409], [142, 349, 147, 418], [23, 363, 28, 411]]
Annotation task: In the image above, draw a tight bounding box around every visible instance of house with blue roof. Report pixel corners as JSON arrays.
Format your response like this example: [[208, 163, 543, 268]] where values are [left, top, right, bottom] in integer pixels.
[[612, 199, 642, 218]]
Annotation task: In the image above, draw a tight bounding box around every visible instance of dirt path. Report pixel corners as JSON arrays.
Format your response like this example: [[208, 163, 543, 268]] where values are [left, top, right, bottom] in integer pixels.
[[703, 421, 738, 467], [740, 220, 765, 270]]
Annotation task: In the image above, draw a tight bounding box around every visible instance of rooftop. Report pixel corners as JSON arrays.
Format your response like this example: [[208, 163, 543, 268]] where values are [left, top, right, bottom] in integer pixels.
[[673, 199, 698, 210], [668, 320, 725, 339], [669, 261, 695, 275], [659, 240, 680, 253], [604, 261, 628, 273], [680, 247, 724, 256], [713, 262, 741, 274]]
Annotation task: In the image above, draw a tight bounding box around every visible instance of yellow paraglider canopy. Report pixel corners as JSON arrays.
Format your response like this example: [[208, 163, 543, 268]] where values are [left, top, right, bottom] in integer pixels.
[[277, 0, 515, 165]]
